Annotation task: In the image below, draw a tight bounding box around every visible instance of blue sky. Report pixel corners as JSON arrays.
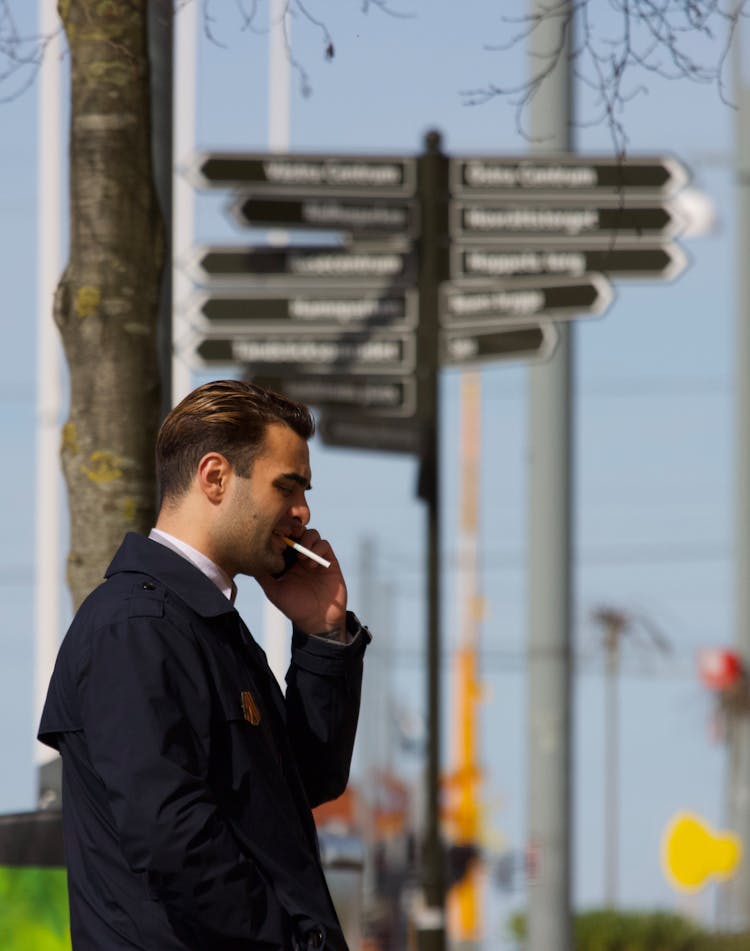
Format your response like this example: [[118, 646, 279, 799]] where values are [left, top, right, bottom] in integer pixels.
[[0, 0, 741, 944]]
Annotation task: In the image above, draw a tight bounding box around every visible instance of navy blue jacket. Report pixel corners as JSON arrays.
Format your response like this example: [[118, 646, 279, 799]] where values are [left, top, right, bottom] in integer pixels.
[[38, 532, 369, 950]]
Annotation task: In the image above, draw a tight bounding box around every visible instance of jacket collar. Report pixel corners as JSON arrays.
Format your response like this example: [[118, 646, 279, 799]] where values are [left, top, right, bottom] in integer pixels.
[[105, 532, 237, 619]]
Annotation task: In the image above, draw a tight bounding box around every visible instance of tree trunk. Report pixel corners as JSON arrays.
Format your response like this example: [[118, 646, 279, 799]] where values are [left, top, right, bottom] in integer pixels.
[[55, 0, 165, 610]]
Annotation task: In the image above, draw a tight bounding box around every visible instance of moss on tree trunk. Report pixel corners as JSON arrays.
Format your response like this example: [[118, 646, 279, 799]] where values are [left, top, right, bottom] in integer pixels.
[[55, 0, 165, 609]]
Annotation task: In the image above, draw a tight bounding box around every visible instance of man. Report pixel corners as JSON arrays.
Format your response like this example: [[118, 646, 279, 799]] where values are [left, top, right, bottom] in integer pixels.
[[38, 380, 371, 951]]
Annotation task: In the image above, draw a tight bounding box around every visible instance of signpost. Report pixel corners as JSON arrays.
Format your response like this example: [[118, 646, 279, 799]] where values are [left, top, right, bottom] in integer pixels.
[[232, 195, 418, 236], [184, 137, 694, 951], [449, 154, 688, 198], [452, 243, 687, 281], [451, 201, 684, 240], [317, 414, 424, 454], [192, 243, 415, 285], [194, 151, 417, 196], [251, 375, 418, 417], [441, 323, 558, 367], [440, 275, 613, 326], [194, 289, 418, 331], [192, 331, 415, 374]]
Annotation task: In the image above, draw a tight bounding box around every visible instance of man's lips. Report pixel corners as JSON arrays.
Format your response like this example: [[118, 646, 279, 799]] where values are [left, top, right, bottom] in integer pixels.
[[273, 529, 301, 543]]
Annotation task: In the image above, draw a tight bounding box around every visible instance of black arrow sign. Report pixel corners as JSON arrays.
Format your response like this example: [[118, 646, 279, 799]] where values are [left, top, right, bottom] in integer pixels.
[[193, 245, 415, 285], [450, 155, 688, 198], [452, 202, 684, 240], [441, 323, 559, 367], [191, 331, 415, 373], [195, 151, 417, 197], [452, 243, 687, 281], [250, 374, 417, 417], [233, 196, 418, 236], [196, 290, 417, 330], [317, 414, 424, 455], [440, 275, 613, 327]]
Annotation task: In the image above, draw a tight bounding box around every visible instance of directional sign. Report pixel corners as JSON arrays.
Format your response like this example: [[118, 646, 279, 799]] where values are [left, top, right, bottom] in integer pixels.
[[317, 414, 424, 455], [451, 201, 685, 241], [191, 331, 415, 374], [441, 323, 559, 368], [194, 289, 418, 331], [440, 275, 613, 327], [452, 243, 687, 281], [232, 196, 418, 236], [450, 155, 688, 199], [192, 244, 415, 286], [250, 375, 417, 417], [194, 151, 417, 197]]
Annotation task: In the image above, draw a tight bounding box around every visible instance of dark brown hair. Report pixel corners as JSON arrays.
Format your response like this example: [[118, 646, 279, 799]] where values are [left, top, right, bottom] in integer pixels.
[[156, 380, 315, 504]]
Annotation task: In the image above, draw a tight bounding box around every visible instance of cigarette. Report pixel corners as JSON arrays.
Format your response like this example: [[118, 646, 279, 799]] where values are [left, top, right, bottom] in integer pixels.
[[282, 536, 331, 569]]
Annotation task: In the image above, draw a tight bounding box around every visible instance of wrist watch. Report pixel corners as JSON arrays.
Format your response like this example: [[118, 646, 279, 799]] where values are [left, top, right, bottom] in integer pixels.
[[345, 611, 372, 644]]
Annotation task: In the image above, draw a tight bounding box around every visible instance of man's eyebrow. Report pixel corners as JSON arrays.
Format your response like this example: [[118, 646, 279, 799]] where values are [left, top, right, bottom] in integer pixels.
[[278, 472, 312, 490]]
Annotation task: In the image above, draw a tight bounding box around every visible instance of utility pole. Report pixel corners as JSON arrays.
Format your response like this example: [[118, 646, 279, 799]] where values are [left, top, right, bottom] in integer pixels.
[[148, 0, 174, 423], [34, 0, 64, 809], [172, 0, 197, 406], [591, 606, 670, 910], [727, 13, 750, 929], [592, 607, 627, 908], [262, 0, 294, 689], [525, 3, 574, 951]]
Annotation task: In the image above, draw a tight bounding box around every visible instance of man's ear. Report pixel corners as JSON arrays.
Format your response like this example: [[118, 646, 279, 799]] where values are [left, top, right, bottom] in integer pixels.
[[197, 452, 231, 504]]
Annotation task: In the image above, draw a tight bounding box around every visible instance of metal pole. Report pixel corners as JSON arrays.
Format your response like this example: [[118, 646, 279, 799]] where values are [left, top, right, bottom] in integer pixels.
[[268, 0, 291, 158], [148, 0, 174, 423], [526, 2, 574, 950], [172, 0, 197, 405], [604, 626, 619, 907], [34, 0, 64, 808], [415, 130, 449, 951], [726, 14, 750, 929], [262, 0, 293, 686]]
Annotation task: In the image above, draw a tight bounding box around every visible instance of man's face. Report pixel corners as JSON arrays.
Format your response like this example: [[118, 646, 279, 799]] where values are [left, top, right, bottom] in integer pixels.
[[215, 422, 312, 578]]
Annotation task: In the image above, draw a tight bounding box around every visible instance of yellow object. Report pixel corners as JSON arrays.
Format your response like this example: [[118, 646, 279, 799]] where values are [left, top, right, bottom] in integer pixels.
[[447, 861, 482, 940], [661, 811, 742, 892], [446, 372, 484, 943]]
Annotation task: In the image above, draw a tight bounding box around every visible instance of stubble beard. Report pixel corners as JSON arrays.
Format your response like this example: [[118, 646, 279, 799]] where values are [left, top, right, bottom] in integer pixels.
[[241, 532, 286, 579]]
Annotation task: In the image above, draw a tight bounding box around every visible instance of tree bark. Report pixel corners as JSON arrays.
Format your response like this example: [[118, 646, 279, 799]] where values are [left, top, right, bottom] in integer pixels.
[[55, 0, 165, 610]]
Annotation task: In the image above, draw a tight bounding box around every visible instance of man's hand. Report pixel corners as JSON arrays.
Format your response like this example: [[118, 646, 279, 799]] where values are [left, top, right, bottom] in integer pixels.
[[257, 529, 347, 638]]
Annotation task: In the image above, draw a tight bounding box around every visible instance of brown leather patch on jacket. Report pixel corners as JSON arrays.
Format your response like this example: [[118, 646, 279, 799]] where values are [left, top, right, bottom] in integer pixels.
[[241, 690, 261, 726]]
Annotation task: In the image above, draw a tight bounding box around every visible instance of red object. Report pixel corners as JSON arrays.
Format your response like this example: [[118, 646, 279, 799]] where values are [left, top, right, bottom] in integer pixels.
[[698, 648, 743, 691]]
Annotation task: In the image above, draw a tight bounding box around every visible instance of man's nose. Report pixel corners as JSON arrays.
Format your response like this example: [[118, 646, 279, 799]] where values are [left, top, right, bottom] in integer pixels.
[[289, 497, 310, 527]]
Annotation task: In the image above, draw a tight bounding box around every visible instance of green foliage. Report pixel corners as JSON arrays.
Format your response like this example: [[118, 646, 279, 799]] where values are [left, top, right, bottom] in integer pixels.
[[0, 867, 71, 951], [574, 909, 702, 951], [506, 909, 750, 951]]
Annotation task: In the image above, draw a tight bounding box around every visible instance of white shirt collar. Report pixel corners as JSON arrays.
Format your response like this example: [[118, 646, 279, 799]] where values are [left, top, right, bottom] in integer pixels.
[[148, 528, 237, 604]]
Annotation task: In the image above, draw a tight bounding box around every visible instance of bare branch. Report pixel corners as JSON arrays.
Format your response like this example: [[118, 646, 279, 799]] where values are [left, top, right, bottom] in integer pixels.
[[222, 0, 412, 97], [463, 0, 749, 155], [234, 0, 270, 36], [360, 0, 415, 19], [0, 0, 62, 103]]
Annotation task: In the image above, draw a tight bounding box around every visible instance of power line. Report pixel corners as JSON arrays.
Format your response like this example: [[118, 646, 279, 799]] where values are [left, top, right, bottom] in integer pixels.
[[389, 645, 697, 680], [480, 374, 730, 401], [374, 540, 730, 577]]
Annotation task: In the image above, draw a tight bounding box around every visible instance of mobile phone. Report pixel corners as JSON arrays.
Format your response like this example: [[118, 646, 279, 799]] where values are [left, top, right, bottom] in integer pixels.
[[271, 544, 299, 580]]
